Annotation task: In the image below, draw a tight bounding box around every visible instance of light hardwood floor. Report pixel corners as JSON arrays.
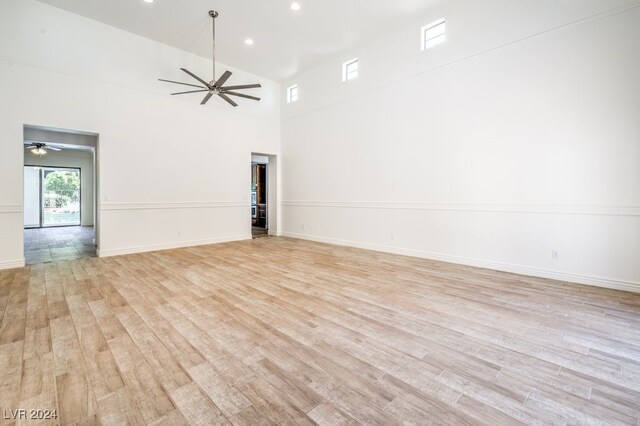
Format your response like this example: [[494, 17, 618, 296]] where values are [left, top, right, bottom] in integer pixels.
[[1, 237, 639, 425]]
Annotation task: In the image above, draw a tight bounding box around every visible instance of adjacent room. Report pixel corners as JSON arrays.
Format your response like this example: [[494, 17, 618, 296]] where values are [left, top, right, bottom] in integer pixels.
[[0, 0, 639, 424], [22, 126, 98, 264], [251, 154, 270, 239]]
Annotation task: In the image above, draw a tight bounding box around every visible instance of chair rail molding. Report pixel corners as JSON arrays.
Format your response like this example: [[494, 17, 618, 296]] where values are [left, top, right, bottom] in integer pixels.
[[281, 201, 640, 217], [100, 201, 248, 211], [0, 204, 22, 214]]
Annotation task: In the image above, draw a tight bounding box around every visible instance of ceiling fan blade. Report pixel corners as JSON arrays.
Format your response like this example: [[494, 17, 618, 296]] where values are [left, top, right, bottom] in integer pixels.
[[181, 68, 211, 88], [158, 79, 205, 89], [218, 93, 238, 107], [200, 92, 214, 105], [222, 84, 261, 91], [171, 89, 210, 96], [48, 146, 62, 151], [214, 71, 232, 88], [224, 91, 261, 101]]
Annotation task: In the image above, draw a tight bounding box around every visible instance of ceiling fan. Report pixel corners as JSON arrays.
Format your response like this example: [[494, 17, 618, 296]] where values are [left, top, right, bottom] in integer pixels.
[[159, 10, 261, 107], [24, 141, 63, 155]]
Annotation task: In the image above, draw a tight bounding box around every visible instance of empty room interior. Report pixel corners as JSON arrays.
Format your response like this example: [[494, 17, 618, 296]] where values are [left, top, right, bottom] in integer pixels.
[[0, 0, 639, 424]]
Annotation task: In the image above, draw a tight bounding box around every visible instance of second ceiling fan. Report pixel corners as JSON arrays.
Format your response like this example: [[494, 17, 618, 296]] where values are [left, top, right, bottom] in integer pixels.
[[159, 10, 261, 107]]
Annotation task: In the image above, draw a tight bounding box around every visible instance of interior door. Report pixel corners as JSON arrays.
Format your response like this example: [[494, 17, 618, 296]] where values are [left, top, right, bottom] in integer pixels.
[[23, 166, 41, 228]]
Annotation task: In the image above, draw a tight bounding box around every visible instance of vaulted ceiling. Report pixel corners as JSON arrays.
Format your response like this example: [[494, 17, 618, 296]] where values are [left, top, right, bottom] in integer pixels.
[[37, 0, 440, 81]]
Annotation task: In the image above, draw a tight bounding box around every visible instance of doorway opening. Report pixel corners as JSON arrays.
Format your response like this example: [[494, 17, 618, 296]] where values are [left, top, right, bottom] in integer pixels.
[[251, 159, 268, 238], [23, 125, 98, 264], [251, 153, 278, 239]]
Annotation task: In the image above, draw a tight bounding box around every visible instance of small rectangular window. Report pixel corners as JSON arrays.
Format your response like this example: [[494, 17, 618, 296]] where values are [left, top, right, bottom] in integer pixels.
[[421, 18, 446, 50], [342, 58, 359, 82], [287, 84, 298, 103]]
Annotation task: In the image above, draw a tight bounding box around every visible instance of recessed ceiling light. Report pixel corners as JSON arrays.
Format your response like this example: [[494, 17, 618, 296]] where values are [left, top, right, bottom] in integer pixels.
[[245, 38, 254, 46], [291, 2, 301, 11], [143, 0, 154, 3]]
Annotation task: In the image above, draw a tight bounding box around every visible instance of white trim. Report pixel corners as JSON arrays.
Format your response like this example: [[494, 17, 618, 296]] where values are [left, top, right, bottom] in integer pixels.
[[97, 234, 251, 257], [100, 201, 247, 211], [282, 232, 640, 294], [0, 205, 22, 214], [281, 201, 640, 217], [0, 258, 26, 270]]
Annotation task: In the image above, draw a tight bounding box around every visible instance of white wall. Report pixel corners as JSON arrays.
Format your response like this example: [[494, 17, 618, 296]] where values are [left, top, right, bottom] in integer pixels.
[[0, 0, 281, 268], [23, 149, 95, 227], [281, 0, 640, 292]]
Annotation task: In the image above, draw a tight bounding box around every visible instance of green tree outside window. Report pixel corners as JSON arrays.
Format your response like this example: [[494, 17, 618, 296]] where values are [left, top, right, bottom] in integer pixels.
[[44, 171, 80, 208]]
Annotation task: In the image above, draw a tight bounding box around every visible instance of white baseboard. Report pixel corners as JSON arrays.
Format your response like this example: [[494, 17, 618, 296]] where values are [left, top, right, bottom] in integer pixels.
[[282, 232, 640, 294], [97, 234, 252, 258], [0, 258, 26, 270]]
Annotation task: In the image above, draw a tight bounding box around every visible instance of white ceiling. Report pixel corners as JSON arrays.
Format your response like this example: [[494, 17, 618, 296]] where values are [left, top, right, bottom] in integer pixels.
[[36, 0, 440, 81]]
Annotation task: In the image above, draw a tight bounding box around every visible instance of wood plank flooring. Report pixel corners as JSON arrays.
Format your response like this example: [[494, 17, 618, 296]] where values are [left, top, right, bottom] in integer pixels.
[[1, 237, 639, 425]]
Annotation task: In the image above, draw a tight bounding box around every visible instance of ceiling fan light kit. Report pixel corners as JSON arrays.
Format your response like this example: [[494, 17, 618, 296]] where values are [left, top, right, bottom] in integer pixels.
[[24, 142, 63, 156], [159, 10, 261, 107]]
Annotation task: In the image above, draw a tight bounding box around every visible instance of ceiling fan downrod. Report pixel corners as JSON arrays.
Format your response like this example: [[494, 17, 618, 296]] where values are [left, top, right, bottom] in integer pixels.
[[209, 10, 218, 85]]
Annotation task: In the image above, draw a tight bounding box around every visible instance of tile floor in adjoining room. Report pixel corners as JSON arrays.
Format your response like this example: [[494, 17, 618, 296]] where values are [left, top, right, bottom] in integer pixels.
[[23, 226, 96, 264], [252, 226, 270, 239]]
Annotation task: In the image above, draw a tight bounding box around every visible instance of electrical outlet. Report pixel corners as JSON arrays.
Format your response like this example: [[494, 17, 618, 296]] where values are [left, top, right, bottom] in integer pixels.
[[552, 250, 559, 260], [390, 234, 395, 241], [301, 224, 305, 230]]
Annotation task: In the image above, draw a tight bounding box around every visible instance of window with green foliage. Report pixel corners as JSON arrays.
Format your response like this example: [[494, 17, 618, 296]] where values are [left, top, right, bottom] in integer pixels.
[[44, 170, 80, 208]]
